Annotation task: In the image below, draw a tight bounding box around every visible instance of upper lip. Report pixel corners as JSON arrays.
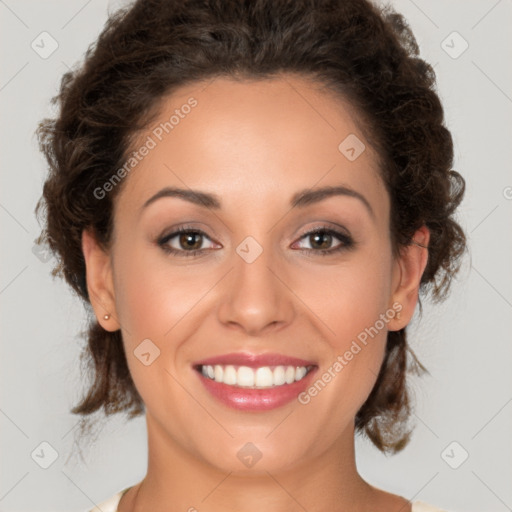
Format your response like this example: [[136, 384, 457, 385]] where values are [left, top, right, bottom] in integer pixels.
[[193, 352, 317, 369]]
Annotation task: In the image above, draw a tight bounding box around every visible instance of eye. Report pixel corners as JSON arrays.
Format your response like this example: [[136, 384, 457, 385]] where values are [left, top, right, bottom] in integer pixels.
[[157, 225, 354, 258], [292, 227, 354, 255], [157, 227, 218, 257]]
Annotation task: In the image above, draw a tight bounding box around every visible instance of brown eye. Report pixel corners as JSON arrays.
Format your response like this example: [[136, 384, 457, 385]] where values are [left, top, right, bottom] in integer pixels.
[[293, 227, 354, 255], [308, 231, 334, 250], [158, 228, 217, 257], [178, 232, 203, 250]]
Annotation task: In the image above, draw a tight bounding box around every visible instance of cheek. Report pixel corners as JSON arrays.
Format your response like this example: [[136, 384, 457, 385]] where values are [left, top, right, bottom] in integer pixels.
[[111, 242, 203, 341], [290, 251, 393, 419], [291, 250, 393, 345], [110, 246, 202, 420]]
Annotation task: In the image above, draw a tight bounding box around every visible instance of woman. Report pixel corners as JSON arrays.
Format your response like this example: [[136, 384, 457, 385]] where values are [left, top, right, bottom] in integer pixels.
[[35, 0, 467, 510]]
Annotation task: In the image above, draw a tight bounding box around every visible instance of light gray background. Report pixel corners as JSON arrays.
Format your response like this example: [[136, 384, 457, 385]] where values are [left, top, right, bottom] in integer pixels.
[[1, 1, 511, 511]]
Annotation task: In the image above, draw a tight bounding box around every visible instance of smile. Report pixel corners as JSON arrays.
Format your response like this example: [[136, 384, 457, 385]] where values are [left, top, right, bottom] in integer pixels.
[[197, 364, 314, 389]]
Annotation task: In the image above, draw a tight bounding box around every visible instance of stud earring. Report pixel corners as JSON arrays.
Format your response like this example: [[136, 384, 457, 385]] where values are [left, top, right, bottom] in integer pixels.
[[103, 314, 111, 320]]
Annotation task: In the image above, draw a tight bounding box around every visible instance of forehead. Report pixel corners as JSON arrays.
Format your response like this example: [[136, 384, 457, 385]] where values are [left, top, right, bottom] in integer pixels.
[[115, 75, 388, 221]]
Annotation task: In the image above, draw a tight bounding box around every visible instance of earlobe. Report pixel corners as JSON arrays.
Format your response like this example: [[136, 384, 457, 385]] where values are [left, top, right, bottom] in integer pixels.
[[388, 225, 430, 331], [81, 228, 119, 331]]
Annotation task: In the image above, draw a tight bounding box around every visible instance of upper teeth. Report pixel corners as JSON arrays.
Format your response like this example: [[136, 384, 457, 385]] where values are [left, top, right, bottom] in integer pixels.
[[200, 364, 310, 388]]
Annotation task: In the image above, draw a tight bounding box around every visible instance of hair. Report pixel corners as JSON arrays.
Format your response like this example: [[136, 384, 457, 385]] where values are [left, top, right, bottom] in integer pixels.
[[35, 0, 467, 455]]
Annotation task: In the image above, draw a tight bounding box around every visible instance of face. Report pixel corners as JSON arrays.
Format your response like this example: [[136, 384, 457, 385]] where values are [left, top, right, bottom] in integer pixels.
[[83, 75, 428, 474]]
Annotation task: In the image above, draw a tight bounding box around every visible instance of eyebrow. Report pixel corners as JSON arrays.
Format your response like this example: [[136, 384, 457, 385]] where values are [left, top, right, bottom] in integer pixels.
[[141, 185, 375, 219]]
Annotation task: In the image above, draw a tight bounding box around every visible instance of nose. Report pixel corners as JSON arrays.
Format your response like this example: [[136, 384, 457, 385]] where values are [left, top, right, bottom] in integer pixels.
[[217, 243, 295, 336]]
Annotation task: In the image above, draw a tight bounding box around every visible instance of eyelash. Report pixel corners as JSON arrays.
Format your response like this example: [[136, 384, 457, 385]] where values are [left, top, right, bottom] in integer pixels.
[[157, 225, 355, 258]]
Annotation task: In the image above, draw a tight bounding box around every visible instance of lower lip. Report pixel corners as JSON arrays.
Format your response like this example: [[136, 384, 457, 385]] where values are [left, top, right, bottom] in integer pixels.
[[195, 367, 318, 411]]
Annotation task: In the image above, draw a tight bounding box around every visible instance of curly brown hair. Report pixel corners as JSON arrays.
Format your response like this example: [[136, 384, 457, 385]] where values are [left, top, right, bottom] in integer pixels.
[[35, 0, 467, 454]]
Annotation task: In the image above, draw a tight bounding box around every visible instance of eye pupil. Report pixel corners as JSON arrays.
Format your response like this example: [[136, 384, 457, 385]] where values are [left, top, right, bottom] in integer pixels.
[[180, 232, 202, 250], [311, 232, 332, 249]]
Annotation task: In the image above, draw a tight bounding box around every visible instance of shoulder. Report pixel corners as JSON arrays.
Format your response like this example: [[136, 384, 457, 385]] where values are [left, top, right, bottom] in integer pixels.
[[86, 488, 129, 512], [412, 501, 452, 512]]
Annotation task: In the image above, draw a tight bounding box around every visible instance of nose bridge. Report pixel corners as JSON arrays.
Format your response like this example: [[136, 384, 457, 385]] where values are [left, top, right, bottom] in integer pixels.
[[217, 234, 294, 333]]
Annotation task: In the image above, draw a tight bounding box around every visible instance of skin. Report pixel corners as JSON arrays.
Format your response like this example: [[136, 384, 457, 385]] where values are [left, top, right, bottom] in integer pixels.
[[82, 75, 429, 512]]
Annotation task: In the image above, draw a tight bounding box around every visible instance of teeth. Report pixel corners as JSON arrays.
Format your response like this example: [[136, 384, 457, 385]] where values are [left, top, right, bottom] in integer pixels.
[[237, 366, 254, 387], [214, 365, 223, 382], [200, 364, 311, 388], [285, 365, 296, 384], [273, 366, 285, 385], [223, 365, 237, 385], [255, 367, 273, 387]]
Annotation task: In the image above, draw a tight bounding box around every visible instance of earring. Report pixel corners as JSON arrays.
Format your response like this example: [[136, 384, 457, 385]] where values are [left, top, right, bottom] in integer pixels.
[[103, 314, 111, 320], [396, 311, 401, 320]]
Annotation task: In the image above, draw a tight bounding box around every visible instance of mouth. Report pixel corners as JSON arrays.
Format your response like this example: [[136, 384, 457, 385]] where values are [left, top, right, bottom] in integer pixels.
[[194, 363, 316, 389], [192, 352, 318, 411]]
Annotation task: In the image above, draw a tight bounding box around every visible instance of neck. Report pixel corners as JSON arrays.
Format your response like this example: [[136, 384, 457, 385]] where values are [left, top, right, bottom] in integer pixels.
[[121, 413, 400, 512]]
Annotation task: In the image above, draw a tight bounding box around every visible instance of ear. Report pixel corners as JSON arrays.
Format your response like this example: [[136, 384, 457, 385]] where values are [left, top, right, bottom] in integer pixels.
[[81, 228, 120, 331], [388, 225, 430, 331]]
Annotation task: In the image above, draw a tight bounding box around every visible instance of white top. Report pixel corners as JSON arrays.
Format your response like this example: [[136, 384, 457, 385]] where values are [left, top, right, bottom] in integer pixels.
[[88, 487, 451, 512]]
